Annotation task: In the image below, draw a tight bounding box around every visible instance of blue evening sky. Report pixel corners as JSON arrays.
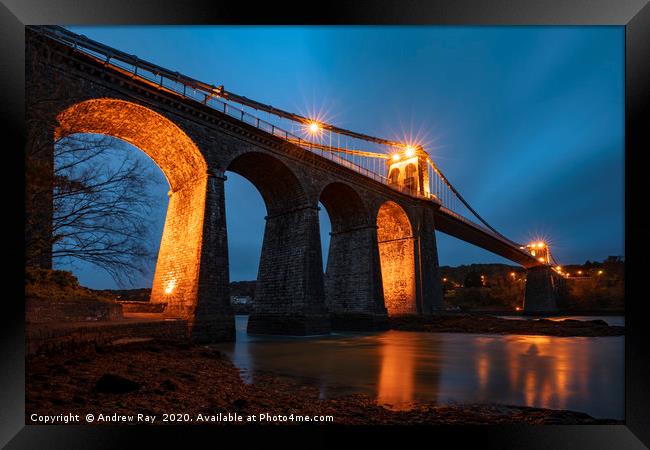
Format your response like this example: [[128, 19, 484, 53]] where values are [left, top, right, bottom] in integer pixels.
[[60, 26, 624, 289]]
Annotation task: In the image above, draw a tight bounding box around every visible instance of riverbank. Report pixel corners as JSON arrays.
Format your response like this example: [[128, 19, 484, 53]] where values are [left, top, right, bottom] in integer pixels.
[[473, 310, 624, 317], [26, 340, 619, 425], [388, 314, 624, 337]]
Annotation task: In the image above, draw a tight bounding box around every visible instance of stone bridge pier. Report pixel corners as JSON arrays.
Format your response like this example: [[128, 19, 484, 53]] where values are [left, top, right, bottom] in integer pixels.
[[222, 151, 333, 336], [248, 203, 331, 335], [320, 182, 386, 330], [325, 221, 388, 330], [413, 206, 444, 315], [149, 166, 235, 343], [523, 266, 559, 313]]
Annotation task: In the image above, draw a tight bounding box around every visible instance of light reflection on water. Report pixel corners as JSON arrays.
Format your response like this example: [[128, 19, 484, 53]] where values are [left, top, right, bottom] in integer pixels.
[[213, 315, 623, 419]]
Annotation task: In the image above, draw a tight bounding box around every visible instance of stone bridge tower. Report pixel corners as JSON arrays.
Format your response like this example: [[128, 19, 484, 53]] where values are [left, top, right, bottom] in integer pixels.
[[386, 146, 431, 197]]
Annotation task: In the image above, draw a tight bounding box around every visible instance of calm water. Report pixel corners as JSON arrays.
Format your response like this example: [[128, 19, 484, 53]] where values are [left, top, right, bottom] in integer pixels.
[[213, 315, 624, 419]]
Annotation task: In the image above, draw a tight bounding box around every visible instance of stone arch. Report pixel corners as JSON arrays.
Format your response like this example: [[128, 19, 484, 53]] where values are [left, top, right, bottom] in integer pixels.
[[404, 163, 417, 193], [404, 164, 416, 178], [224, 151, 329, 335], [388, 167, 400, 185], [56, 99, 206, 191], [55, 98, 209, 318], [318, 182, 369, 233], [225, 151, 308, 216], [376, 201, 417, 315]]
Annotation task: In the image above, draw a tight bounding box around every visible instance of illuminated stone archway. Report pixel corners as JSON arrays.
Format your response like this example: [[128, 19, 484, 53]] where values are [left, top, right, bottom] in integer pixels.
[[377, 201, 417, 315], [55, 98, 210, 320]]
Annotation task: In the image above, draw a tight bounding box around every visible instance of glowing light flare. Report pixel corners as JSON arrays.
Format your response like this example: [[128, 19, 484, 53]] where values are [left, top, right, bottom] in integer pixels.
[[404, 145, 416, 158], [392, 121, 435, 162], [307, 121, 321, 134], [165, 279, 176, 295], [392, 153, 401, 162], [297, 100, 336, 140], [525, 233, 556, 260], [598, 270, 604, 275]]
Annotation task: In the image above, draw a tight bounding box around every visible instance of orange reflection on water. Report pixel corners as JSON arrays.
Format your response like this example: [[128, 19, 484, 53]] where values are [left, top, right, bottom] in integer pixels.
[[221, 316, 623, 419], [377, 334, 415, 410], [506, 336, 575, 411], [477, 353, 489, 391]]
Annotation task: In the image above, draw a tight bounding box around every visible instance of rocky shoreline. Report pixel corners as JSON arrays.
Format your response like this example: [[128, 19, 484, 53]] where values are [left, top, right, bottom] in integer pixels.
[[26, 340, 620, 425], [388, 314, 624, 337]]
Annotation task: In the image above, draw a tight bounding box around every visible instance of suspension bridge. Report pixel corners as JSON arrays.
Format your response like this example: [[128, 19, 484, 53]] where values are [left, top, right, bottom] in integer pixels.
[[25, 25, 564, 341]]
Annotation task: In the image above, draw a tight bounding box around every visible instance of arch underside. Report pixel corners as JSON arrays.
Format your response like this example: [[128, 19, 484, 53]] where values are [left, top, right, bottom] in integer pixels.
[[377, 201, 417, 315], [226, 152, 307, 216], [55, 98, 208, 315]]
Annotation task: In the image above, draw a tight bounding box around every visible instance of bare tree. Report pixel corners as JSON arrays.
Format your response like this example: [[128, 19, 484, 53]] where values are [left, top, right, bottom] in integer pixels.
[[49, 133, 164, 286], [25, 37, 164, 286]]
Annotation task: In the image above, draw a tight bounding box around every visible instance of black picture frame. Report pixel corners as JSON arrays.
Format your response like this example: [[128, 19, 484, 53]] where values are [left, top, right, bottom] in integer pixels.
[[2, 0, 647, 448]]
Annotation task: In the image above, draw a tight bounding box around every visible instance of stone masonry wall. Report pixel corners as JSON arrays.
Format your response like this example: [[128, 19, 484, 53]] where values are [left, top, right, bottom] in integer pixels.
[[26, 319, 188, 357], [25, 298, 123, 323]]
